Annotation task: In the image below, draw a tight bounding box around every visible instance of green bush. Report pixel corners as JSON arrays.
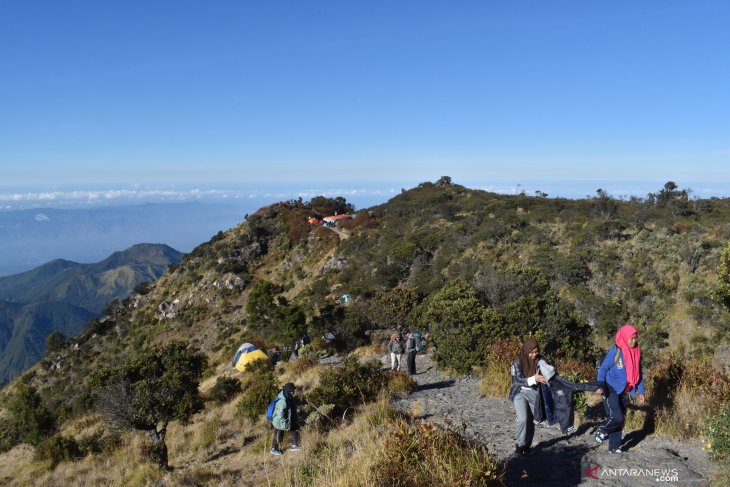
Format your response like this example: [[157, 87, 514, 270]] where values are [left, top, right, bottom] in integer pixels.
[[421, 279, 490, 373], [77, 429, 122, 455], [305, 356, 387, 422], [207, 376, 242, 404], [706, 406, 730, 461], [4, 382, 56, 447], [35, 434, 82, 468], [0, 417, 16, 453], [234, 360, 279, 423]]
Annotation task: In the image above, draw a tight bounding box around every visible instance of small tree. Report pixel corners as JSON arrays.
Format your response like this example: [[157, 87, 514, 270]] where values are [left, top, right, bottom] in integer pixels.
[[3, 382, 56, 448], [45, 332, 68, 356], [92, 342, 207, 469], [368, 288, 421, 330], [245, 279, 282, 323], [422, 279, 490, 372]]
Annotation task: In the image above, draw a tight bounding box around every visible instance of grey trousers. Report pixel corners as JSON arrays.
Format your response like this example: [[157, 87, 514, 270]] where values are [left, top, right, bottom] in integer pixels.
[[513, 387, 539, 448]]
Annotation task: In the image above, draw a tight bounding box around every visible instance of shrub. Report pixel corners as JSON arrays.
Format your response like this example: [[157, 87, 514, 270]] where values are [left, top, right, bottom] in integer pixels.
[[306, 356, 387, 423], [705, 406, 730, 461], [386, 371, 418, 396], [77, 429, 122, 455], [3, 382, 56, 447], [422, 279, 490, 373], [35, 434, 82, 468], [373, 418, 503, 486], [0, 417, 16, 453], [91, 341, 207, 469], [207, 376, 242, 404], [234, 360, 279, 424], [644, 355, 730, 438], [45, 332, 68, 356], [479, 337, 520, 398]]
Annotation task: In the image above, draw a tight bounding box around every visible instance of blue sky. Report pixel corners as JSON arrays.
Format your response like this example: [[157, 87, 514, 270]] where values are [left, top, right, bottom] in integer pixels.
[[2, 1, 729, 205]]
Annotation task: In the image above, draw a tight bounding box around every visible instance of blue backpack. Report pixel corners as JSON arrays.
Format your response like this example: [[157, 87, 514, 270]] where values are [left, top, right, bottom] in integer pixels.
[[266, 397, 280, 421]]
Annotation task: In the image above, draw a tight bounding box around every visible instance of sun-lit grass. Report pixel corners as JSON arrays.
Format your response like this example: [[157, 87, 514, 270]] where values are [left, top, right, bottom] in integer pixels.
[[282, 394, 504, 486]]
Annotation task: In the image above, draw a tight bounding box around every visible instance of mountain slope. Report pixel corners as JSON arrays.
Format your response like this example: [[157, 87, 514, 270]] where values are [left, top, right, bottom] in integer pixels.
[[0, 243, 183, 383], [0, 301, 95, 383], [0, 180, 727, 484], [0, 243, 183, 313]]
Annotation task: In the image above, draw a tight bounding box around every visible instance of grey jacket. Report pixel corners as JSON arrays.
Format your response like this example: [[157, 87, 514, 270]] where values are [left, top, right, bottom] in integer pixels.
[[508, 358, 544, 422]]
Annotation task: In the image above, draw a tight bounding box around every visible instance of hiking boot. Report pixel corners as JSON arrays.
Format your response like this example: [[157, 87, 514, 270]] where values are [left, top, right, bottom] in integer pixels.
[[609, 447, 627, 454], [563, 426, 575, 434], [533, 420, 548, 428], [289, 444, 301, 451], [271, 448, 283, 456], [595, 432, 608, 444], [514, 445, 534, 456]]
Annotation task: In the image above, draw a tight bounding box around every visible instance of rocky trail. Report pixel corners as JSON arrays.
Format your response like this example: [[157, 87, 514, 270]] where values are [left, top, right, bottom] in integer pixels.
[[383, 353, 713, 486]]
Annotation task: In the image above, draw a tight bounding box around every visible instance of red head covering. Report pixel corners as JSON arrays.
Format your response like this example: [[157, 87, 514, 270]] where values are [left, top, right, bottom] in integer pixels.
[[615, 324, 641, 388]]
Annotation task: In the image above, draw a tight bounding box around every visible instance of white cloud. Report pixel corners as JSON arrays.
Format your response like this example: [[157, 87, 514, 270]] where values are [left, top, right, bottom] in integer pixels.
[[34, 213, 50, 222]]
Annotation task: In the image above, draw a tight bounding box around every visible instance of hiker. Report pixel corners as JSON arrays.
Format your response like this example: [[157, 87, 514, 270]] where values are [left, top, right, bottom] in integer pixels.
[[271, 383, 301, 455], [405, 330, 421, 375], [535, 357, 603, 434], [595, 324, 645, 454], [290, 333, 312, 361], [509, 338, 548, 456], [388, 328, 405, 371]]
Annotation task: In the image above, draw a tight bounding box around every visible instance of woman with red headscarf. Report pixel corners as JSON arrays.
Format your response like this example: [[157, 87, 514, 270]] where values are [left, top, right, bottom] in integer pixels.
[[509, 338, 548, 456], [595, 324, 645, 453]]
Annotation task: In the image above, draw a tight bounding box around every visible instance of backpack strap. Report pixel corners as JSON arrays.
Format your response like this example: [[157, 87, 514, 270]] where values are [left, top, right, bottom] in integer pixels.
[[612, 345, 622, 364]]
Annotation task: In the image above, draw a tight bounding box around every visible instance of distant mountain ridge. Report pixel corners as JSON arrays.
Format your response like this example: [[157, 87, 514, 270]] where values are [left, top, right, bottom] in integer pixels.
[[0, 243, 183, 383], [0, 202, 251, 276]]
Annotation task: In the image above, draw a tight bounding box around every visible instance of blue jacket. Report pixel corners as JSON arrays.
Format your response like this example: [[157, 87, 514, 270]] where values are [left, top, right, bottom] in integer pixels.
[[597, 345, 645, 398]]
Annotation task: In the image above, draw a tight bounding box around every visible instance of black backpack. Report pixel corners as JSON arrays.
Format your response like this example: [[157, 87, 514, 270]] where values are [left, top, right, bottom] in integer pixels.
[[595, 345, 622, 375]]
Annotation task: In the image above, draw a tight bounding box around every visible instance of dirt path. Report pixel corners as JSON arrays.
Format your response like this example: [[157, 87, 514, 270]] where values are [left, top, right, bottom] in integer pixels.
[[385, 353, 713, 486]]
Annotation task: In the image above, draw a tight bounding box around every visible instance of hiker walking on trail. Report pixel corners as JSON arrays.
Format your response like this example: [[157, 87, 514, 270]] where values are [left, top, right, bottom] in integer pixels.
[[388, 328, 405, 371], [405, 330, 421, 375], [271, 383, 301, 456], [509, 338, 548, 456], [595, 324, 645, 454]]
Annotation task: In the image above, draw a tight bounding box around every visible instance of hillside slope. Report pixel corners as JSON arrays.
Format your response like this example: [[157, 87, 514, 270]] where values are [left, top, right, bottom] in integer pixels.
[[0, 180, 728, 485], [0, 243, 182, 383]]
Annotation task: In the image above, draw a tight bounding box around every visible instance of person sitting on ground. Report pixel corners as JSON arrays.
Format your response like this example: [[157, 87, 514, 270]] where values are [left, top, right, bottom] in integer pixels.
[[509, 338, 548, 456], [595, 323, 645, 454], [271, 383, 301, 456]]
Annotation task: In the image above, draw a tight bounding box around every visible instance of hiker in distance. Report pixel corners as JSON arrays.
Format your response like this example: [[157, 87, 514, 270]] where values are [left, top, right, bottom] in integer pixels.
[[405, 330, 422, 375], [509, 338, 548, 456], [595, 323, 645, 454], [270, 383, 301, 456], [388, 326, 405, 371]]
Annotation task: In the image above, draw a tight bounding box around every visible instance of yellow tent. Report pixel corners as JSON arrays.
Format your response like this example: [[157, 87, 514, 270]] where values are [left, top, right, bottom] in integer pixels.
[[231, 342, 268, 372]]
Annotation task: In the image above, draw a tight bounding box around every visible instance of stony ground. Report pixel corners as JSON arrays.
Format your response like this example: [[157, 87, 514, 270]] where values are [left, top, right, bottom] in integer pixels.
[[384, 353, 713, 486]]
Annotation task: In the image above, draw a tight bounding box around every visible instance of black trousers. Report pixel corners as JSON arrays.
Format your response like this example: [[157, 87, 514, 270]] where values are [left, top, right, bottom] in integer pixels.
[[406, 350, 417, 375], [272, 428, 300, 450], [600, 389, 628, 450]]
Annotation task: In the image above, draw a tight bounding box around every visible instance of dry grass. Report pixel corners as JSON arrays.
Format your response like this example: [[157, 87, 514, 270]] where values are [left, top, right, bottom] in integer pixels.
[[281, 394, 503, 486], [0, 432, 166, 487]]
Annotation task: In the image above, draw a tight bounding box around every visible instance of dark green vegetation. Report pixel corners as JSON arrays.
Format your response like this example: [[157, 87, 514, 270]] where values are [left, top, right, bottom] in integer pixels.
[[1, 179, 729, 474], [91, 341, 206, 469], [0, 243, 182, 383]]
